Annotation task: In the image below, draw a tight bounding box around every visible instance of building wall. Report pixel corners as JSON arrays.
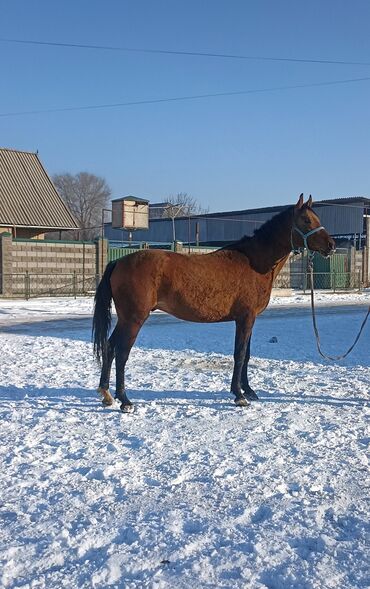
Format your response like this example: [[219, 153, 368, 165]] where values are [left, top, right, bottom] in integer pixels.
[[350, 247, 364, 287], [364, 246, 369, 287], [0, 233, 12, 296], [15, 228, 46, 239], [365, 217, 370, 286], [0, 226, 50, 239]]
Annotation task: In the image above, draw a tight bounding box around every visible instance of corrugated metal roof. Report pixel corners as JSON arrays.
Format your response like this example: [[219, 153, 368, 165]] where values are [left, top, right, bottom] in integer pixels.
[[319, 196, 370, 204], [0, 148, 78, 229]]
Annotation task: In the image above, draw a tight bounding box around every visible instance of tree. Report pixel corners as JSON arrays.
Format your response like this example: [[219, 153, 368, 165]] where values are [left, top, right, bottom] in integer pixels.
[[161, 193, 208, 242], [162, 192, 208, 219], [52, 172, 111, 240]]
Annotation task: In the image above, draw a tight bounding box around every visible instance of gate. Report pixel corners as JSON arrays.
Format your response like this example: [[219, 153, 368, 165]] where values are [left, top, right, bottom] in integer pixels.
[[313, 252, 349, 289]]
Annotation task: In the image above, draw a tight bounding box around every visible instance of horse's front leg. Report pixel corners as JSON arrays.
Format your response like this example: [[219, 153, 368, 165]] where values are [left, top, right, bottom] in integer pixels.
[[231, 316, 255, 407], [97, 327, 117, 406], [241, 333, 259, 400]]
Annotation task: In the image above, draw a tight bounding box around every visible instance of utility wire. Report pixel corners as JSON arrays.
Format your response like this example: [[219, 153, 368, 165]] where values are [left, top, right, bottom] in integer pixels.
[[1, 76, 370, 118], [1, 37, 370, 67]]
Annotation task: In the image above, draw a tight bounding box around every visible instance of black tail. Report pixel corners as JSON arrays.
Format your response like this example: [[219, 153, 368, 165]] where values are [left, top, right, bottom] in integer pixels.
[[92, 261, 117, 363]]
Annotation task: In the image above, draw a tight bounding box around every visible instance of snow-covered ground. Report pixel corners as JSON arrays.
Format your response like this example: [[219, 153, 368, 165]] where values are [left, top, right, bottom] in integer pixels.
[[0, 294, 369, 589]]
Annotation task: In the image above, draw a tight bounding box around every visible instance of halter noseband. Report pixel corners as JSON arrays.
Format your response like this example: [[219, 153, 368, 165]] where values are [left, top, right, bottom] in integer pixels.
[[291, 224, 325, 260]]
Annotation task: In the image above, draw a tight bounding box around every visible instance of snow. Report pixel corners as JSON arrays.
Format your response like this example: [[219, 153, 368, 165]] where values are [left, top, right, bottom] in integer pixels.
[[0, 294, 369, 588]]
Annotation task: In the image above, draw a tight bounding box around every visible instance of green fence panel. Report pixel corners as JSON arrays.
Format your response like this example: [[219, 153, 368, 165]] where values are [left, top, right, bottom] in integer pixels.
[[108, 247, 139, 262], [313, 253, 349, 289], [330, 255, 349, 288]]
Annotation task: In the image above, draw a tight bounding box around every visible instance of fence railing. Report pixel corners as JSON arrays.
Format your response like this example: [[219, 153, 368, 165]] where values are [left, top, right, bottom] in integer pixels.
[[274, 271, 362, 292], [0, 270, 363, 299], [0, 273, 98, 299]]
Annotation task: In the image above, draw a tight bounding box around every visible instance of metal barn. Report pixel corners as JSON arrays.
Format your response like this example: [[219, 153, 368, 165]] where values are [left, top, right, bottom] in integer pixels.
[[105, 197, 369, 247]]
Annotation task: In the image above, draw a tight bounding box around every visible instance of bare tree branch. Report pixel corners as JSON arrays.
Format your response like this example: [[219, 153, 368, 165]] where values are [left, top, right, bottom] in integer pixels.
[[162, 193, 208, 219]]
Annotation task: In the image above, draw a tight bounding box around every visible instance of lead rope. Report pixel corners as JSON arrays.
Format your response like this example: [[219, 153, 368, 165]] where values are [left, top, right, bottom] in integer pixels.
[[308, 255, 370, 360]]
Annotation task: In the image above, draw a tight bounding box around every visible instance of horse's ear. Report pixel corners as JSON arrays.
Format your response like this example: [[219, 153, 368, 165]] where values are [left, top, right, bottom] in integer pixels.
[[295, 193, 304, 209], [306, 195, 313, 208]]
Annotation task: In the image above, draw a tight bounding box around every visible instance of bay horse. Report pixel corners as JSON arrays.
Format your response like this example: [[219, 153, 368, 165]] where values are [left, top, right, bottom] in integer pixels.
[[93, 194, 335, 411]]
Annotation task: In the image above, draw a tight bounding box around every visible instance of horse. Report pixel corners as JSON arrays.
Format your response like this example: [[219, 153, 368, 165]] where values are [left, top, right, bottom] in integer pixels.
[[93, 194, 335, 411]]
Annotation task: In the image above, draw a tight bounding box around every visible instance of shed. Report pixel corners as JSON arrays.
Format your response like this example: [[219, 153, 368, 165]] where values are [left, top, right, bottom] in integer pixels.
[[112, 196, 149, 231]]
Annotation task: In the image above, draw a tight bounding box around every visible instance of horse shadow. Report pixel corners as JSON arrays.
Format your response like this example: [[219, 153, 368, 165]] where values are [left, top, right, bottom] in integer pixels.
[[0, 384, 99, 412], [0, 316, 92, 343], [1, 311, 369, 368], [0, 384, 367, 412]]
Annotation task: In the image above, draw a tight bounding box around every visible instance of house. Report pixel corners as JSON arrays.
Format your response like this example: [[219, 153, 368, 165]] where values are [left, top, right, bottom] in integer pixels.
[[0, 147, 78, 238], [0, 148, 98, 297]]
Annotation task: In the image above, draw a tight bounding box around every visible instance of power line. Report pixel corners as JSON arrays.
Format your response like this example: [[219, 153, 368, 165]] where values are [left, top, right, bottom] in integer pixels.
[[1, 37, 370, 67], [1, 76, 370, 119]]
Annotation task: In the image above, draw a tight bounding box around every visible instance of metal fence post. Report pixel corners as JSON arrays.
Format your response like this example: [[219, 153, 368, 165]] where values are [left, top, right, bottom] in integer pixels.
[[24, 272, 30, 300], [82, 243, 85, 294], [73, 271, 77, 298]]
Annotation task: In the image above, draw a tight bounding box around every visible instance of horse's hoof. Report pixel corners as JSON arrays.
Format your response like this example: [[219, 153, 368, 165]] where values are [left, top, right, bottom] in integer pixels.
[[120, 403, 134, 413], [97, 387, 114, 406], [243, 388, 259, 401], [234, 396, 250, 407]]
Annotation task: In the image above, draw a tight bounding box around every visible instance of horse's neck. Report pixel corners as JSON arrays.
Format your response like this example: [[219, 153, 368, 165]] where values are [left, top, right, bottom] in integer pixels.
[[247, 216, 292, 274]]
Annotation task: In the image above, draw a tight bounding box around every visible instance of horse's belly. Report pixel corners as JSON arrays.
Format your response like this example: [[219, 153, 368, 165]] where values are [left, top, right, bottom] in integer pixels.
[[156, 299, 231, 323]]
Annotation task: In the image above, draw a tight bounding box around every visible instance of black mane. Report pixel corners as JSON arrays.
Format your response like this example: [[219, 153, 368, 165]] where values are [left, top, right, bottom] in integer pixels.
[[221, 205, 293, 252], [252, 205, 293, 243]]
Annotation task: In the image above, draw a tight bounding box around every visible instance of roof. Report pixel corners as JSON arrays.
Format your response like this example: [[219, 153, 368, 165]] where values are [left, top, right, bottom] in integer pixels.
[[0, 148, 78, 230], [319, 196, 370, 204], [112, 195, 149, 204]]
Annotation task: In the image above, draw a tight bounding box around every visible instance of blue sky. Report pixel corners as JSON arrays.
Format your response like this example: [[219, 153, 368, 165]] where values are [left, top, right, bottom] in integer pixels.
[[1, 0, 370, 211]]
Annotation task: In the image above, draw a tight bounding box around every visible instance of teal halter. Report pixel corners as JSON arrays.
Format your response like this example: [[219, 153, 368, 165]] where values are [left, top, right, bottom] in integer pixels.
[[291, 224, 325, 260]]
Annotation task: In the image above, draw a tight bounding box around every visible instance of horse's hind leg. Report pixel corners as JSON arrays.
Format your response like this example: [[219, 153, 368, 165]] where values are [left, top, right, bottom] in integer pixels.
[[115, 320, 143, 412], [97, 327, 117, 406], [241, 333, 259, 400]]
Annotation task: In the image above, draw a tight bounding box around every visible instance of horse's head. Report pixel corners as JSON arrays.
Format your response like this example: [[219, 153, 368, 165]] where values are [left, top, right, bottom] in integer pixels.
[[292, 194, 335, 257]]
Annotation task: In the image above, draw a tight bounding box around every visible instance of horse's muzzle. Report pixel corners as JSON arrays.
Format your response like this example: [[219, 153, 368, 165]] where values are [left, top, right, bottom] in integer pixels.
[[322, 238, 336, 257]]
